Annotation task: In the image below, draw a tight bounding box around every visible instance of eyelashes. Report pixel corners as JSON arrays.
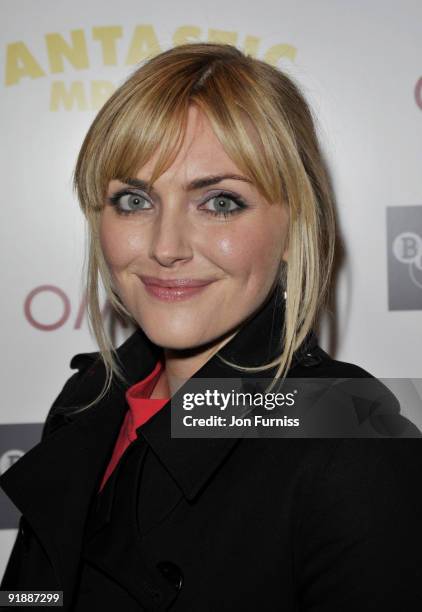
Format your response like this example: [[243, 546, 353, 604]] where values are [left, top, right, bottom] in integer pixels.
[[107, 189, 249, 219]]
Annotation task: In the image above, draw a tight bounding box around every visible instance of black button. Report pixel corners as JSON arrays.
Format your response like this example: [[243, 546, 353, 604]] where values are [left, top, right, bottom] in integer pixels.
[[302, 352, 323, 367], [157, 561, 183, 592]]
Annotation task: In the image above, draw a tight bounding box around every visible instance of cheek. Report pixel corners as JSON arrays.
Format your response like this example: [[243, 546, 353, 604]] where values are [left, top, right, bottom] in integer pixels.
[[99, 213, 144, 269], [208, 215, 285, 279]]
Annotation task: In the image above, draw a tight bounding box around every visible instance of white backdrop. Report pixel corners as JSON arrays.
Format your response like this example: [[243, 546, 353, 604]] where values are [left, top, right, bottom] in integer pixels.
[[1, 0, 421, 574]]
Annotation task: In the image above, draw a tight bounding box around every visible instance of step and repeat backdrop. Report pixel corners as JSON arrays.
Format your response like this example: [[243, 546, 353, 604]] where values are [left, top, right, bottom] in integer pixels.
[[1, 0, 421, 575]]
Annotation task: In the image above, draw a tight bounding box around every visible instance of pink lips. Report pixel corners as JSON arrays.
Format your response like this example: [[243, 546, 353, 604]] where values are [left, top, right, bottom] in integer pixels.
[[140, 276, 215, 302]]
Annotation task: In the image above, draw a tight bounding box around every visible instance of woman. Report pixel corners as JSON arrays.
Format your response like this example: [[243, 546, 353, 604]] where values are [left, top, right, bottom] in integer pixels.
[[1, 42, 421, 611]]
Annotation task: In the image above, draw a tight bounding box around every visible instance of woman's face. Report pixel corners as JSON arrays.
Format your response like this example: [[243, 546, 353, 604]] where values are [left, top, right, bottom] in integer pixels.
[[100, 105, 289, 352]]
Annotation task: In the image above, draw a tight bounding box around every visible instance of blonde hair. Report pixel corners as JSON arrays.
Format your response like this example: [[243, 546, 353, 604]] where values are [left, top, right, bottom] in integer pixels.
[[72, 41, 336, 409]]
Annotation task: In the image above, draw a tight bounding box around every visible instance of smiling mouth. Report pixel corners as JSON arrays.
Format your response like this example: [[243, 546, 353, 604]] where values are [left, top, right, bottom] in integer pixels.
[[140, 275, 216, 288], [141, 278, 215, 302]]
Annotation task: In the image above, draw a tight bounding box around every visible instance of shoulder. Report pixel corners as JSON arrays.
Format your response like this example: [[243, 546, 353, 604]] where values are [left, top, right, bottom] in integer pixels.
[[291, 343, 421, 438], [40, 351, 100, 439], [41, 330, 144, 439], [293, 330, 380, 380], [299, 343, 376, 378], [49, 329, 143, 407]]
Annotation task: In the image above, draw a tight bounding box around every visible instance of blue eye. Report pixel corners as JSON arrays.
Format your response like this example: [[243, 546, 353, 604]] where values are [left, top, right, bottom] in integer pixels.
[[108, 191, 151, 214], [201, 192, 247, 218]]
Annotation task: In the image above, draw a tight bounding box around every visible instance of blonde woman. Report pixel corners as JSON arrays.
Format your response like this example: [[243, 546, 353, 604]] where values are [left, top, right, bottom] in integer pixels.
[[1, 43, 421, 611]]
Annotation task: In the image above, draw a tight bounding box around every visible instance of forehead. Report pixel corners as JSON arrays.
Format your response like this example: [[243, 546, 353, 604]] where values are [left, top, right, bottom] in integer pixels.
[[135, 104, 258, 182]]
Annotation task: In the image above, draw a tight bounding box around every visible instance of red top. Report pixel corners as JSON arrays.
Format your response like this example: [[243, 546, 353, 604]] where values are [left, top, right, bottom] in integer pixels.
[[98, 359, 169, 493]]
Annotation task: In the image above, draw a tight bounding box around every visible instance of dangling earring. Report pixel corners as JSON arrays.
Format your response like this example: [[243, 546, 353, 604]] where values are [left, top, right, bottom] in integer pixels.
[[283, 290, 287, 300]]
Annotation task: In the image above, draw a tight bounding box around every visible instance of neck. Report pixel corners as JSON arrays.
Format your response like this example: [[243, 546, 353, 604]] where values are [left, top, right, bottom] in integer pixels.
[[157, 329, 239, 398]]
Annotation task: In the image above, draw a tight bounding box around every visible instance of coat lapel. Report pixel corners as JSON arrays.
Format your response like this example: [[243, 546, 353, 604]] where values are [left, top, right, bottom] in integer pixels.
[[0, 282, 317, 607]]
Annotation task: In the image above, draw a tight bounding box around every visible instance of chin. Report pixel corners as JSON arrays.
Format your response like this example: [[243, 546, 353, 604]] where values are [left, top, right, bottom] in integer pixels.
[[143, 326, 210, 351], [145, 320, 234, 354]]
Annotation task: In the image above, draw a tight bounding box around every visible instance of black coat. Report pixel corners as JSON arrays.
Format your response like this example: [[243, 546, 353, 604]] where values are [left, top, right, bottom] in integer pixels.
[[1, 287, 422, 611]]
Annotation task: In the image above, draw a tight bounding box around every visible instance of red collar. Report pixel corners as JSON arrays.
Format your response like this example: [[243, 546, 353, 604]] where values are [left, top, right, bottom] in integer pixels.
[[125, 359, 169, 432]]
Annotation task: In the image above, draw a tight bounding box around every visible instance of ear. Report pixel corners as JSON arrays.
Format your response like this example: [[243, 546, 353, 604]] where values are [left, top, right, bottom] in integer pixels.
[[281, 244, 289, 262]]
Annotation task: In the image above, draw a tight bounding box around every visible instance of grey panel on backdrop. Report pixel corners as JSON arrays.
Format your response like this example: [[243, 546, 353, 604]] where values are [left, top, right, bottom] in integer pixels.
[[387, 205, 422, 310], [0, 424, 43, 529]]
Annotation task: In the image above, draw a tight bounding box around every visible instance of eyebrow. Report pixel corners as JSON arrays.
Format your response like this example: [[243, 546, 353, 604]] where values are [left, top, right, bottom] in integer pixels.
[[118, 173, 253, 192]]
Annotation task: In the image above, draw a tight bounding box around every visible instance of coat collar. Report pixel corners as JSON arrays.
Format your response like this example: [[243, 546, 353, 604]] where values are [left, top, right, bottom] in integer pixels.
[[0, 282, 318, 606]]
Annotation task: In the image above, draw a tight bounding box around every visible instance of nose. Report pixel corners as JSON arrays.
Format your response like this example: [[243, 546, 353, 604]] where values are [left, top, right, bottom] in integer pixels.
[[149, 202, 193, 267]]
